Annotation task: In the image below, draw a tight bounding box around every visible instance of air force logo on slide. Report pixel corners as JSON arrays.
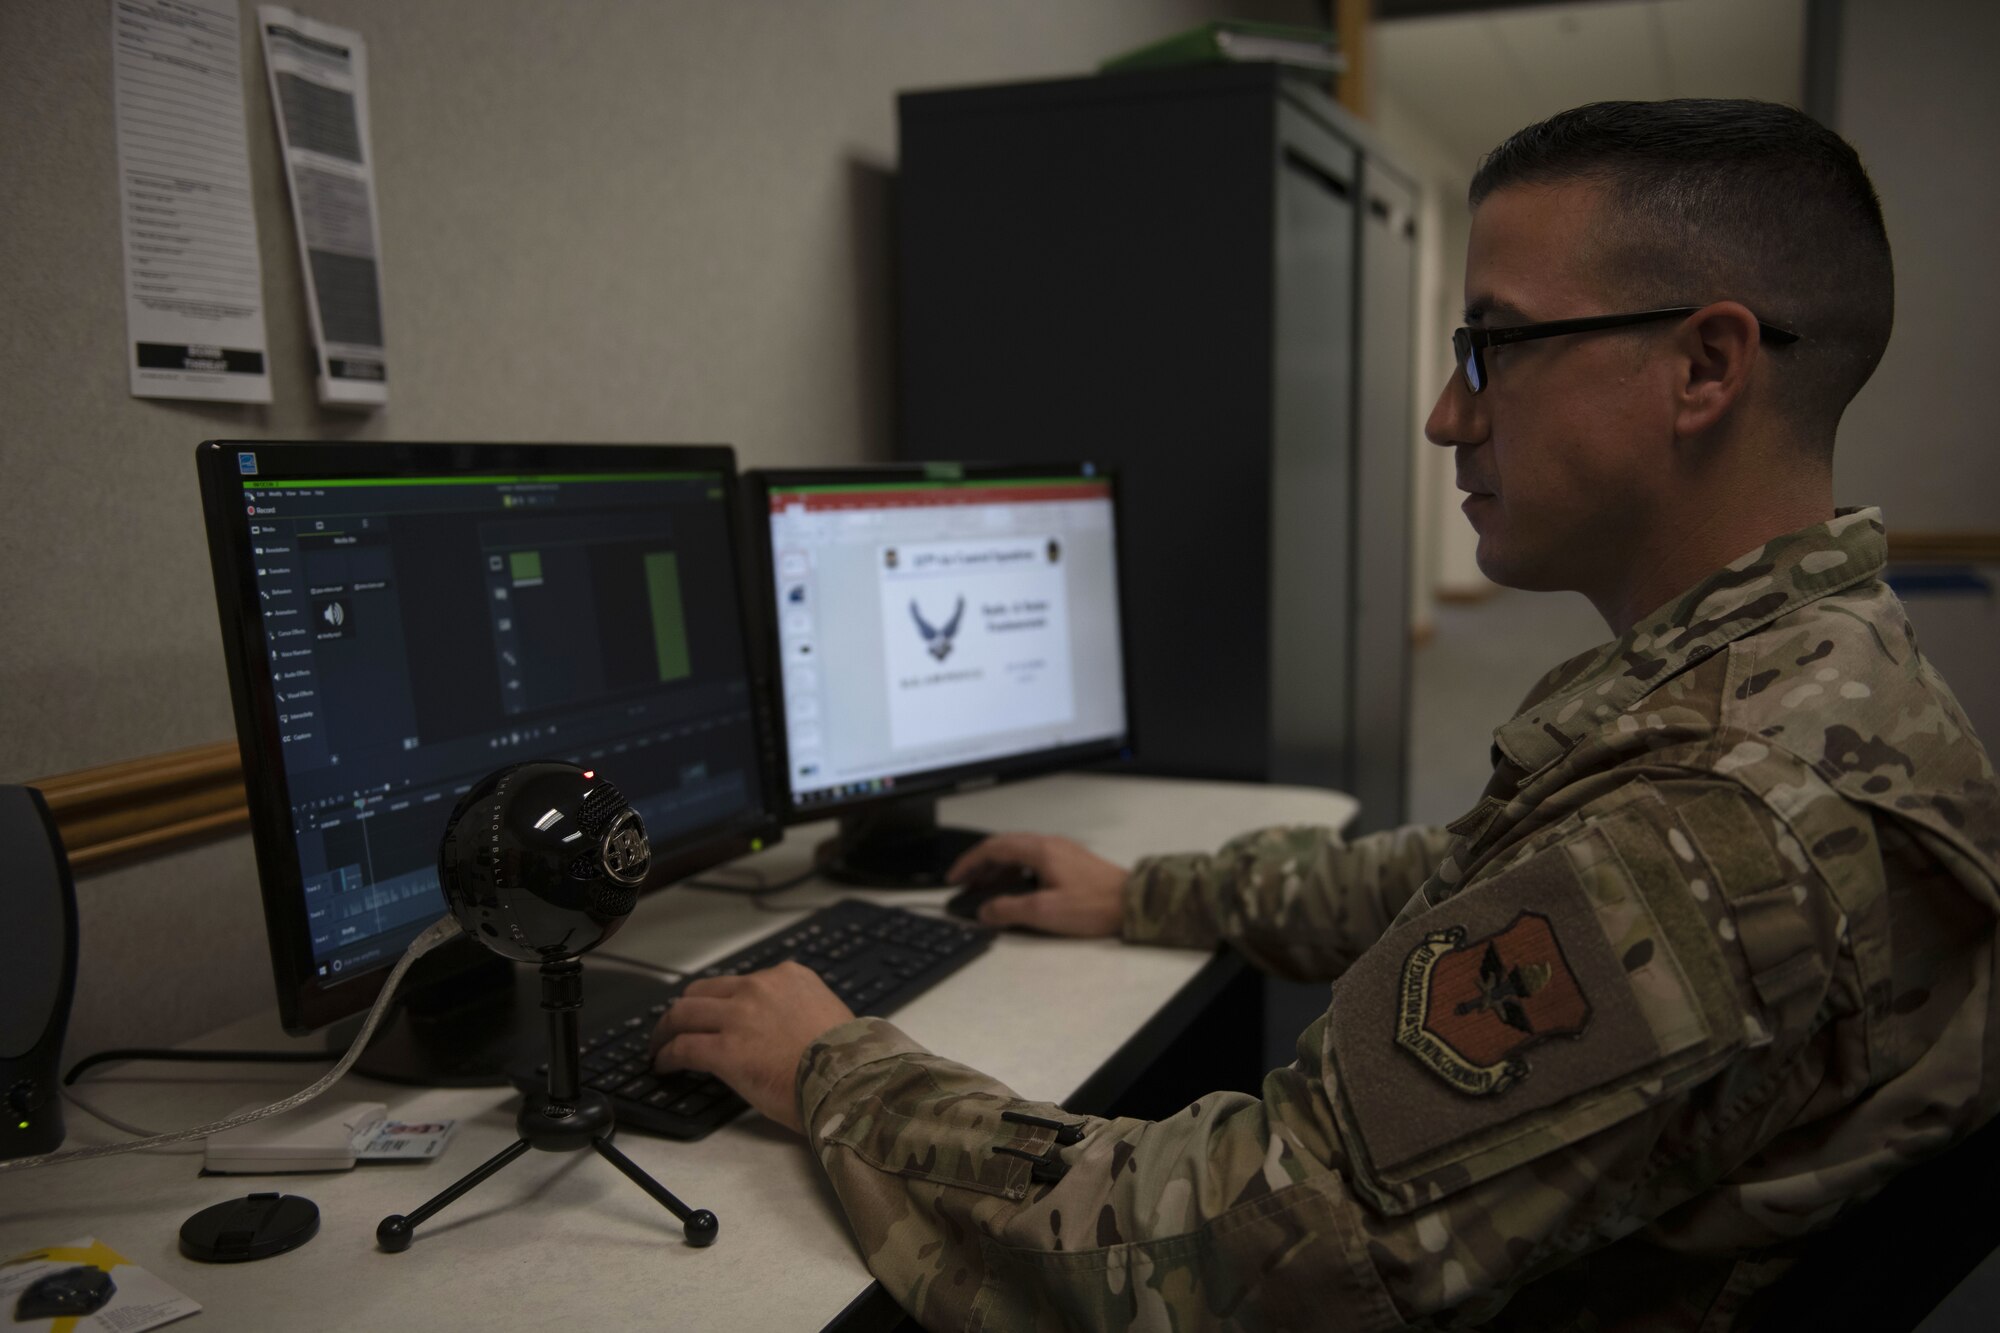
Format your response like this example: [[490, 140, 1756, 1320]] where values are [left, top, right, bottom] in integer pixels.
[[910, 596, 967, 662], [880, 537, 1075, 753]]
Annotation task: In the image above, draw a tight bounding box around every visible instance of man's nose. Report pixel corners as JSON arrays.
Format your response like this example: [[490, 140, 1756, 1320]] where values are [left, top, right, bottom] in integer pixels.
[[1425, 365, 1485, 449]]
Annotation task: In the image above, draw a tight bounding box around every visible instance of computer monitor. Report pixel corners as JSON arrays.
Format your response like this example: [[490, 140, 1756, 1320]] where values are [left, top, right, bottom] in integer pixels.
[[197, 441, 781, 1084], [749, 463, 1132, 885]]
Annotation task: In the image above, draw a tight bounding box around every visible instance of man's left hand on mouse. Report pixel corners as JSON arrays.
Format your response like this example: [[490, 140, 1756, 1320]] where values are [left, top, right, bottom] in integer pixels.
[[947, 832, 1129, 935]]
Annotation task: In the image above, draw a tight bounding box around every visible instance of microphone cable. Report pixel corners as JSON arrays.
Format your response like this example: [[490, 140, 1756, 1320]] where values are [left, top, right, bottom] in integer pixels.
[[0, 915, 462, 1174]]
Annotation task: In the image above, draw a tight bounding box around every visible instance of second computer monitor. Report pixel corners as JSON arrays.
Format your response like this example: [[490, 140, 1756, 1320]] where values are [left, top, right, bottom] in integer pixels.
[[752, 463, 1131, 885]]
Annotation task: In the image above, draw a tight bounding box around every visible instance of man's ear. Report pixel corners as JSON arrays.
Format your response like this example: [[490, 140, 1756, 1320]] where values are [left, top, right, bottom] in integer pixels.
[[1672, 301, 1763, 439]]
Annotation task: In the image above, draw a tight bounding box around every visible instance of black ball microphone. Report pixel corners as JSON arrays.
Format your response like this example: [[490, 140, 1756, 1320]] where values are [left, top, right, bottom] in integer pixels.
[[437, 761, 651, 962], [378, 762, 719, 1254]]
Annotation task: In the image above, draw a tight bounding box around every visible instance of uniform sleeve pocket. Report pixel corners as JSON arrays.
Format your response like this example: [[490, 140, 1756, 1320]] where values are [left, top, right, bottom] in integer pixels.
[[820, 1075, 1040, 1201]]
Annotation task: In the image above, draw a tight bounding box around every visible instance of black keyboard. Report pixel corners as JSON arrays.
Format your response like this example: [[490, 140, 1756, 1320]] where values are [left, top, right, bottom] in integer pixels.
[[511, 898, 991, 1140]]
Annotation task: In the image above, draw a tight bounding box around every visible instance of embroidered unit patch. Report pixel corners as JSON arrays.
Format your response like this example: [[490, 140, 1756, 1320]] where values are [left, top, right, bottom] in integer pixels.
[[1395, 911, 1592, 1095]]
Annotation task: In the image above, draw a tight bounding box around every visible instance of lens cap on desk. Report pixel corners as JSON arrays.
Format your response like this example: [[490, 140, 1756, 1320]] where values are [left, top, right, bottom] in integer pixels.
[[180, 1192, 320, 1262]]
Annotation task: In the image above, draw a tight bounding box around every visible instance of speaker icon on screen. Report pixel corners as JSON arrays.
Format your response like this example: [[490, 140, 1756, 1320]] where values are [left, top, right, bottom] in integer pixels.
[[312, 597, 352, 639]]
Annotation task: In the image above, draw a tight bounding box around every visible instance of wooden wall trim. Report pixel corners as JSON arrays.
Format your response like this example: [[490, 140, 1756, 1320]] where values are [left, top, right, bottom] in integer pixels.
[[31, 741, 247, 875], [1335, 0, 1372, 119], [1886, 532, 2000, 564]]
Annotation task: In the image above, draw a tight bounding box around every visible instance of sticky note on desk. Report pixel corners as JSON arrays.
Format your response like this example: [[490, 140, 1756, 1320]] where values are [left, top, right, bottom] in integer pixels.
[[353, 1119, 459, 1161]]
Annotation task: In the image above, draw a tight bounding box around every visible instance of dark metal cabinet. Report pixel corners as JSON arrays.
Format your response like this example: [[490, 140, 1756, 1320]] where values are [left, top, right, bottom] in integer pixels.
[[898, 64, 1415, 831]]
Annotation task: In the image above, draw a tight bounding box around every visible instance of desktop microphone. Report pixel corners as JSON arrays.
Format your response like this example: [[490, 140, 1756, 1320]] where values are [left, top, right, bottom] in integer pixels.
[[437, 762, 650, 962], [379, 761, 719, 1252]]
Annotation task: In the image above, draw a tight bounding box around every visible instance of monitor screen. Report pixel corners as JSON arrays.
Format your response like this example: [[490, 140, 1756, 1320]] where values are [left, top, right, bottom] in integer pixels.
[[199, 442, 779, 1034], [757, 466, 1130, 817]]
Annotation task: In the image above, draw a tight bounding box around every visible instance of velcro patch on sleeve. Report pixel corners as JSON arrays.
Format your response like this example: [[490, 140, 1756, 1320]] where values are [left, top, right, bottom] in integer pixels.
[[1678, 788, 1789, 901], [1327, 829, 1717, 1196]]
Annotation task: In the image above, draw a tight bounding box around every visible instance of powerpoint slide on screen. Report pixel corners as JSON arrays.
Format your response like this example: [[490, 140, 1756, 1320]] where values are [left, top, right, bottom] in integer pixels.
[[876, 536, 1075, 751]]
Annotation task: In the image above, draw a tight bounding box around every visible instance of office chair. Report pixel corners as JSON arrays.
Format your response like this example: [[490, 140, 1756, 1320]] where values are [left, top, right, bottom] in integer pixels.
[[1745, 1109, 2000, 1329]]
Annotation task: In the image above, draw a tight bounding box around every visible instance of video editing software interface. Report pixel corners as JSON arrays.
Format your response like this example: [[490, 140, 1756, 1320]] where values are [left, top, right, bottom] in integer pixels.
[[766, 472, 1128, 808], [234, 464, 763, 984]]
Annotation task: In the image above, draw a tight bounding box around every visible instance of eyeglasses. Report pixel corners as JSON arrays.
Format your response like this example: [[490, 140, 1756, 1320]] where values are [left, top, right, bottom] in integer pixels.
[[1451, 306, 1801, 393]]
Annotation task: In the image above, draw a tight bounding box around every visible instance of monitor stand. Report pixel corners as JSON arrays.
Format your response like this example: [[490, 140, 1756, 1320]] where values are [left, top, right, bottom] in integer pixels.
[[815, 796, 987, 889], [334, 936, 673, 1087]]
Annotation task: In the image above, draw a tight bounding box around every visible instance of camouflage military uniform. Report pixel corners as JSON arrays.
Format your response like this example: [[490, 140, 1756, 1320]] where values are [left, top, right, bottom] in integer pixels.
[[797, 508, 2000, 1330]]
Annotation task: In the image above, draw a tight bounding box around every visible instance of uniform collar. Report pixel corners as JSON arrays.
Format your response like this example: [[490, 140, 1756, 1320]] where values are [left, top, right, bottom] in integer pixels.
[[1491, 508, 1888, 777]]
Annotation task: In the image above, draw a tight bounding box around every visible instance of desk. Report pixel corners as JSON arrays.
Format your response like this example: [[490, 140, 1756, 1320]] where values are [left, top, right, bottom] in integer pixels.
[[0, 773, 1355, 1331]]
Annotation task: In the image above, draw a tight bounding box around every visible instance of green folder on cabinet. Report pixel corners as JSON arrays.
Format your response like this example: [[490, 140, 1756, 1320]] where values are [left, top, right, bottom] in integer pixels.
[[1100, 21, 1346, 76]]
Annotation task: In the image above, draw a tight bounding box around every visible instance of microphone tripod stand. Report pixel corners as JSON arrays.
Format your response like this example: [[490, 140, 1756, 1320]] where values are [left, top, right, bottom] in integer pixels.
[[377, 958, 718, 1253]]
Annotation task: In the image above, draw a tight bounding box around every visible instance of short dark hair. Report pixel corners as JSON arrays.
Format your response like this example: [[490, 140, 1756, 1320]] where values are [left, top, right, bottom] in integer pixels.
[[1470, 99, 1893, 448]]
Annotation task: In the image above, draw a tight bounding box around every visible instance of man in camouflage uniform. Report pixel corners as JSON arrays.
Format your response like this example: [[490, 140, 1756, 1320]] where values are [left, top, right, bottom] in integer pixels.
[[653, 100, 2000, 1329]]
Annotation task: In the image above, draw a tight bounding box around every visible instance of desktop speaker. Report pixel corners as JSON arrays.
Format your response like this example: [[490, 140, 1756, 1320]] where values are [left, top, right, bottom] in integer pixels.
[[0, 785, 78, 1160]]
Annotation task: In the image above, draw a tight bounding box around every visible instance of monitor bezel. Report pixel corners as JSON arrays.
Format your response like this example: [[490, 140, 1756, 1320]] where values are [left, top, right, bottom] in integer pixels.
[[197, 440, 785, 1035], [746, 461, 1136, 828]]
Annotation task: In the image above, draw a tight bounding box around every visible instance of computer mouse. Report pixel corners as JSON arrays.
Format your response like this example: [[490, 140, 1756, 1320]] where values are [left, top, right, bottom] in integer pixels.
[[15, 1264, 116, 1320], [944, 863, 1041, 921]]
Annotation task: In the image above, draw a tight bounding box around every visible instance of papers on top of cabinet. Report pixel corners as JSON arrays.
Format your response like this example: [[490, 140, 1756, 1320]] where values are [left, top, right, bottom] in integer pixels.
[[111, 0, 273, 402], [257, 6, 390, 407]]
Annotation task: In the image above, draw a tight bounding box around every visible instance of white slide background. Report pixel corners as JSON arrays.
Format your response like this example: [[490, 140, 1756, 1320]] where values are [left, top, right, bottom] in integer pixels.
[[878, 537, 1074, 751]]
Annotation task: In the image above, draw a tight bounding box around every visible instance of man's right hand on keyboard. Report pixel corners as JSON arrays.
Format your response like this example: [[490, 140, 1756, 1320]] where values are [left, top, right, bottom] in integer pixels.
[[947, 833, 1128, 937], [649, 961, 856, 1135]]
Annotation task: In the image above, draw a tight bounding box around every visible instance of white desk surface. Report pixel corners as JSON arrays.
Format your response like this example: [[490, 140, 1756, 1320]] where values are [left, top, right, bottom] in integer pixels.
[[0, 773, 1355, 1331]]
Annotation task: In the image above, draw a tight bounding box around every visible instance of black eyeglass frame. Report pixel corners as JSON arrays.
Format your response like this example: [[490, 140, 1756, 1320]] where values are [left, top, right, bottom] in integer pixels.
[[1452, 306, 1801, 393]]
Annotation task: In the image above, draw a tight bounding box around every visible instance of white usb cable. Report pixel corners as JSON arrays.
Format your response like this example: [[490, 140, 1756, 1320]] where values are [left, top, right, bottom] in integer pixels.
[[0, 916, 462, 1174]]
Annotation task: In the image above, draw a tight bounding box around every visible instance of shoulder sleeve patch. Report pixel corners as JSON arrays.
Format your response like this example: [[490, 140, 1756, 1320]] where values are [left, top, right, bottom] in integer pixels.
[[1325, 816, 1740, 1213], [1395, 911, 1592, 1097]]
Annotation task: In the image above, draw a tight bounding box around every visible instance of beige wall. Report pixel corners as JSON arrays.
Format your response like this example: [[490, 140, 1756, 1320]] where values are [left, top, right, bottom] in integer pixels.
[[1831, 0, 2000, 529], [1372, 92, 1481, 623], [0, 0, 1285, 1058]]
